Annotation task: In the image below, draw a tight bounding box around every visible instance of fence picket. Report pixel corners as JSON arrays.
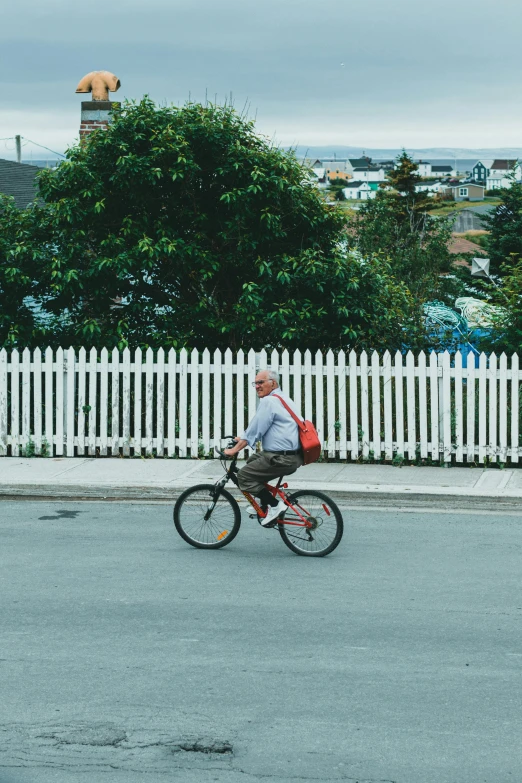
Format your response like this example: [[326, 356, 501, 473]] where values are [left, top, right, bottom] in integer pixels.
[[326, 350, 336, 457], [111, 347, 120, 456], [133, 348, 142, 456], [304, 350, 312, 424], [213, 349, 222, 452], [236, 349, 245, 445], [77, 347, 87, 456], [489, 353, 498, 462], [99, 348, 108, 455], [383, 351, 393, 460], [88, 348, 97, 456], [511, 354, 519, 463], [418, 351, 428, 459], [33, 348, 42, 454], [9, 350, 20, 456], [44, 347, 53, 456], [144, 348, 154, 456], [337, 351, 347, 460], [477, 353, 487, 464], [349, 350, 358, 459], [371, 351, 381, 458], [247, 349, 257, 449], [156, 348, 165, 457], [406, 351, 416, 460], [429, 351, 439, 461], [21, 348, 31, 454], [360, 352, 369, 458], [0, 349, 7, 455], [224, 349, 233, 442], [441, 351, 452, 463], [189, 348, 199, 458], [315, 350, 324, 450], [499, 353, 507, 463], [394, 351, 404, 459], [454, 351, 463, 463], [122, 348, 131, 457], [468, 354, 477, 464], [55, 348, 64, 457], [201, 349, 211, 457], [167, 348, 177, 457]]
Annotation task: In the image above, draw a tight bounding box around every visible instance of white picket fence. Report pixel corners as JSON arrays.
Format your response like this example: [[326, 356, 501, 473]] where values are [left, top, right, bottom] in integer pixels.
[[0, 346, 520, 463]]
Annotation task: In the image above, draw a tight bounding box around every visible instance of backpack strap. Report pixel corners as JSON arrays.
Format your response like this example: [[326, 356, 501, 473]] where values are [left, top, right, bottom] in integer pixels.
[[272, 394, 306, 431]]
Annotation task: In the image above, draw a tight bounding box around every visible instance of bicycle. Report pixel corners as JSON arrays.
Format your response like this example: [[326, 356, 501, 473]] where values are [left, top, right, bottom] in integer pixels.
[[173, 437, 344, 557]]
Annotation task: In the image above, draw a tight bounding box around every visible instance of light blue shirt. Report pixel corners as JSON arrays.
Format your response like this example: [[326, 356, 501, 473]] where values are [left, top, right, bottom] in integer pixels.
[[241, 389, 301, 452]]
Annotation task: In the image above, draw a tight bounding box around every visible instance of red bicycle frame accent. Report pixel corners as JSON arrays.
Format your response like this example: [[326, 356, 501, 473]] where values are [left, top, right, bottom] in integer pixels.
[[241, 478, 312, 528]]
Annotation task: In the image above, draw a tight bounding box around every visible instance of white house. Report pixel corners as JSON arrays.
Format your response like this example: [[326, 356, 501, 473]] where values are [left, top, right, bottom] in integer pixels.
[[351, 166, 386, 182], [486, 174, 514, 191], [342, 181, 375, 200], [489, 159, 521, 178], [416, 160, 432, 177], [414, 179, 442, 195]]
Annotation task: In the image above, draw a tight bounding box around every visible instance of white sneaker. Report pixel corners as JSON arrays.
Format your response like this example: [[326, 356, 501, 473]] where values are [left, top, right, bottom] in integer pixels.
[[260, 499, 287, 526]]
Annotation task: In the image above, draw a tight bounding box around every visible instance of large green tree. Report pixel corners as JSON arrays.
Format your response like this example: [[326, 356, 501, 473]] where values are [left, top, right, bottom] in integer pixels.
[[347, 152, 455, 303], [1, 99, 418, 351]]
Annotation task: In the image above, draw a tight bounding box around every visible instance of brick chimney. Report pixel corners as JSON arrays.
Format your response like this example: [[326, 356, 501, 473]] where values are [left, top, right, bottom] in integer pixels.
[[76, 71, 121, 141], [80, 101, 120, 141]]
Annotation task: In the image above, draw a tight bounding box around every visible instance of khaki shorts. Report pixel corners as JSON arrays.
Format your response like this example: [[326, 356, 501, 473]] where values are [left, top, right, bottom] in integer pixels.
[[237, 450, 303, 496]]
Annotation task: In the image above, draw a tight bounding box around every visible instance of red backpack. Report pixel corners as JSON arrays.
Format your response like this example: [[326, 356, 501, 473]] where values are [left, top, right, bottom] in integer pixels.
[[272, 394, 322, 465]]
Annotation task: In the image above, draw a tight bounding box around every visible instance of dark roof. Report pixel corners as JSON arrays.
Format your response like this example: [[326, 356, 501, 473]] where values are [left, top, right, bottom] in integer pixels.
[[343, 181, 368, 189], [0, 158, 41, 208], [349, 157, 372, 167], [491, 159, 518, 170], [431, 165, 453, 172]]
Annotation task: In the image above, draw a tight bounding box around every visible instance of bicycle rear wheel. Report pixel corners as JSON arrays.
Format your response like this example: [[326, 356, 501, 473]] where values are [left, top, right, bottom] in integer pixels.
[[278, 490, 343, 557], [173, 484, 241, 549]]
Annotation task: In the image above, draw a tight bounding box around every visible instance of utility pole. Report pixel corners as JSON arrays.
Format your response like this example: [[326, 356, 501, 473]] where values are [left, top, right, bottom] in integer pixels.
[[15, 135, 21, 164]]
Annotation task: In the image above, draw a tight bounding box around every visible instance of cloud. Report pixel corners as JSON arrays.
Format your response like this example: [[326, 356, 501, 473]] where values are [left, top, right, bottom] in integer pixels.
[[1, 0, 521, 153]]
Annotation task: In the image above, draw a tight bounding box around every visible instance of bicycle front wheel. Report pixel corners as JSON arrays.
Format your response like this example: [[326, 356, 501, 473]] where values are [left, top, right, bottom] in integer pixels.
[[278, 490, 343, 557], [173, 484, 241, 549]]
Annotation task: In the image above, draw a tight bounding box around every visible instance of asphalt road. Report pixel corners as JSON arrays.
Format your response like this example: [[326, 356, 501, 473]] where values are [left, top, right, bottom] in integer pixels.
[[1, 501, 522, 783]]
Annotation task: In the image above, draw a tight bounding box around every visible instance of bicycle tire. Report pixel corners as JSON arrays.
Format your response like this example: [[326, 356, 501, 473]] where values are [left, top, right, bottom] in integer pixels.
[[278, 489, 343, 557], [173, 484, 241, 549]]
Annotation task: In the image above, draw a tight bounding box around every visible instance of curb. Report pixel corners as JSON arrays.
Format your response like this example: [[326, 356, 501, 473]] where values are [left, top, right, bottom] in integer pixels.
[[2, 483, 522, 511]]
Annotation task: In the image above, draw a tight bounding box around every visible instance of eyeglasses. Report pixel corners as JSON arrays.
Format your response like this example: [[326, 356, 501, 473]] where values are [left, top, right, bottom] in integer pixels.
[[252, 380, 271, 387]]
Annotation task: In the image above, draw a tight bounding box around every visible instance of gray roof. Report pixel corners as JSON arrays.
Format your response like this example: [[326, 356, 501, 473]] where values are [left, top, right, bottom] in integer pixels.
[[0, 158, 42, 208]]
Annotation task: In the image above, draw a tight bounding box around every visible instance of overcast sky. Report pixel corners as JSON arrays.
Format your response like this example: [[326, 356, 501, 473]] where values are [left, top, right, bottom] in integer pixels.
[[1, 0, 521, 158]]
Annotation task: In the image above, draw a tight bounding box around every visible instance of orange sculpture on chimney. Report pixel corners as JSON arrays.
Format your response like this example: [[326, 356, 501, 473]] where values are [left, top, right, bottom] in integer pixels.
[[76, 71, 121, 101]]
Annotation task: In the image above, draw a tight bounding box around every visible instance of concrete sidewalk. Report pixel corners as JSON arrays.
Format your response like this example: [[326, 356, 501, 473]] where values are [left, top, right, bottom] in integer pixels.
[[1, 457, 522, 509]]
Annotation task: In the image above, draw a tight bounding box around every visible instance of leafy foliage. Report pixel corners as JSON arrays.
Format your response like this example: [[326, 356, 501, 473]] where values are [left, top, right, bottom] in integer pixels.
[[1, 99, 419, 351], [481, 176, 522, 275]]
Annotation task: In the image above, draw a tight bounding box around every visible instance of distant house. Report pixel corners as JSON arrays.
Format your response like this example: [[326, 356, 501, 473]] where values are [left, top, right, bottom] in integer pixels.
[[489, 159, 521, 177], [431, 164, 455, 178], [471, 159, 494, 183], [342, 181, 375, 201], [415, 179, 442, 195], [310, 167, 328, 189], [0, 158, 41, 208], [352, 166, 386, 182], [486, 174, 512, 191], [416, 160, 432, 177], [444, 183, 485, 202]]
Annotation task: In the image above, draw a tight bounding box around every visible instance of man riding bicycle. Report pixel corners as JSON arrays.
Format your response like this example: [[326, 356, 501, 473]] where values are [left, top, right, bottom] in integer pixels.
[[224, 369, 304, 526]]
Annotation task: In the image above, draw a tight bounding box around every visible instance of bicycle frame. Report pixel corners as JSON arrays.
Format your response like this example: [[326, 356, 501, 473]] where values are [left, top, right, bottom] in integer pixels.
[[215, 455, 313, 528]]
